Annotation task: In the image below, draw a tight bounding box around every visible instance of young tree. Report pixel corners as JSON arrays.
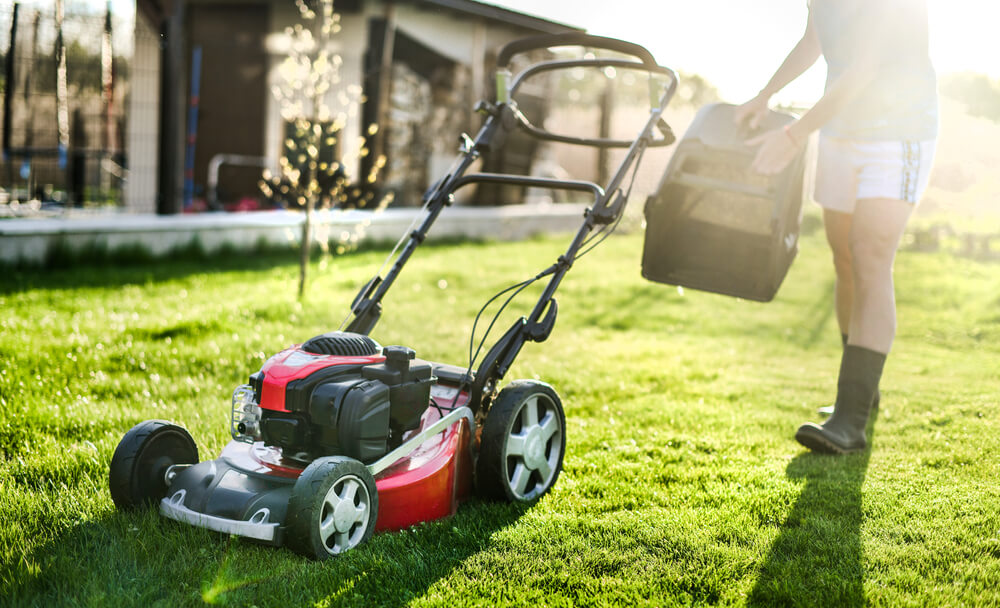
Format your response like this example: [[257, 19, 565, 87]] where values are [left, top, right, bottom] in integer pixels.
[[261, 0, 392, 298]]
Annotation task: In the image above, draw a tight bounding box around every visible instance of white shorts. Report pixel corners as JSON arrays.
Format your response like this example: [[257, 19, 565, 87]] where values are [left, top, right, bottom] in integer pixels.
[[813, 136, 936, 213]]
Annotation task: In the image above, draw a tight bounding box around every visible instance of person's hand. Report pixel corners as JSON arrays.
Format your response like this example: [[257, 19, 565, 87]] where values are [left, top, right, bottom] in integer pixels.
[[746, 125, 802, 175], [733, 94, 771, 130]]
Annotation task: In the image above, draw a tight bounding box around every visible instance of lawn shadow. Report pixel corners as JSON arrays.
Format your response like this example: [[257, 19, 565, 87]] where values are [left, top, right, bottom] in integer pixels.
[[0, 249, 309, 295], [4, 510, 164, 605], [790, 276, 837, 350], [10, 498, 531, 607], [577, 283, 670, 332], [748, 413, 877, 608], [0, 235, 487, 295], [272, 500, 535, 607], [0, 257, 272, 297]]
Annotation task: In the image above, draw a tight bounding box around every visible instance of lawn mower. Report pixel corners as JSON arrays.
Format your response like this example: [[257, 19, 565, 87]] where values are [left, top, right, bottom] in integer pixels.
[[108, 33, 679, 559]]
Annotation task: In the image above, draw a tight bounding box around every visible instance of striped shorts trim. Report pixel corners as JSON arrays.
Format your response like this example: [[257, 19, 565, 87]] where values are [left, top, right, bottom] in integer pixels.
[[814, 137, 936, 213]]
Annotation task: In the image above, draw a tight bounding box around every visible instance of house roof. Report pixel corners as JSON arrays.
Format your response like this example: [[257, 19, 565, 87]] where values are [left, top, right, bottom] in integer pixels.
[[137, 0, 583, 34], [411, 0, 583, 34]]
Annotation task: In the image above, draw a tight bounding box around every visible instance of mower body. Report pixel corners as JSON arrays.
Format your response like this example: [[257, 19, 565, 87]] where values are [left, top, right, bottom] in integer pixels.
[[110, 31, 675, 558], [158, 334, 474, 547]]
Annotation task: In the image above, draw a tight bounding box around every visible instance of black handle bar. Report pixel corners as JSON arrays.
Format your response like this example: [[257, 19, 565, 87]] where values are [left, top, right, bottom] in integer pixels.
[[496, 33, 657, 69], [450, 172, 605, 202], [507, 57, 678, 148]]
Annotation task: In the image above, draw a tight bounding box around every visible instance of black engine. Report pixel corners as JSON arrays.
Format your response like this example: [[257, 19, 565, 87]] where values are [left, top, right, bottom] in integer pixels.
[[243, 333, 436, 463]]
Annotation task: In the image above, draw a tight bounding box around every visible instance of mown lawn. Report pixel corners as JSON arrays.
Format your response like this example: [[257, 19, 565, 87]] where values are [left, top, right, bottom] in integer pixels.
[[1, 222, 998, 607]]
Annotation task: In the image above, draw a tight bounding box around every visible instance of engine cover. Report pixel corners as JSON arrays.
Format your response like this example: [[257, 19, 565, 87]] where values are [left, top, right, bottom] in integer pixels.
[[251, 347, 384, 414], [307, 377, 391, 462], [247, 335, 436, 463]]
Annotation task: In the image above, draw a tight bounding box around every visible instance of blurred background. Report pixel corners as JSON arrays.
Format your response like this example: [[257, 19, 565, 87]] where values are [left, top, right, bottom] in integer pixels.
[[1, 0, 997, 255]]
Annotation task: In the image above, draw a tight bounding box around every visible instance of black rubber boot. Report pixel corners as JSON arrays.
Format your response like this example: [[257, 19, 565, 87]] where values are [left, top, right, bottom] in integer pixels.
[[797, 345, 886, 454], [818, 334, 879, 416]]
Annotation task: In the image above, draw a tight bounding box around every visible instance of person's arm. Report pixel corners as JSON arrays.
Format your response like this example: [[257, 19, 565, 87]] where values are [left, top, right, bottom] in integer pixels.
[[784, 54, 879, 142], [747, 5, 893, 175], [734, 12, 822, 129]]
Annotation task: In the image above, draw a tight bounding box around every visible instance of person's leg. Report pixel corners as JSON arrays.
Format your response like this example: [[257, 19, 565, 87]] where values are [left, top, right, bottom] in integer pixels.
[[823, 208, 854, 337], [818, 203, 901, 416], [797, 197, 913, 452], [846, 197, 915, 353], [816, 154, 863, 416], [814, 137, 858, 345], [798, 139, 933, 453]]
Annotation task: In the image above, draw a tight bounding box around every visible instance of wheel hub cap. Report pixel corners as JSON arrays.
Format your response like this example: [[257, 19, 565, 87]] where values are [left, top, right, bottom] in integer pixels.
[[523, 426, 545, 470], [333, 498, 356, 533]]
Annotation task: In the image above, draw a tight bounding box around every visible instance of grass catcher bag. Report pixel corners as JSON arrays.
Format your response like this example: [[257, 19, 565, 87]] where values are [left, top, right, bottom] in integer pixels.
[[642, 103, 813, 302]]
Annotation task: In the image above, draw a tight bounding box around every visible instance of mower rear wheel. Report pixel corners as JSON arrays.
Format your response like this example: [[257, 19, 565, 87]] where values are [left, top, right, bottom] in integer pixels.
[[477, 380, 566, 502], [109, 420, 199, 510], [286, 456, 378, 559]]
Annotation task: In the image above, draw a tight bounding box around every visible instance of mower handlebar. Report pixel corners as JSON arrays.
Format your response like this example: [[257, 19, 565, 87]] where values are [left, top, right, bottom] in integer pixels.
[[496, 33, 658, 70]]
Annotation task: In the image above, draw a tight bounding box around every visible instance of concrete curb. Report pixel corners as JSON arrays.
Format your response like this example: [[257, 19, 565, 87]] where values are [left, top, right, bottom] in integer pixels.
[[0, 203, 589, 265]]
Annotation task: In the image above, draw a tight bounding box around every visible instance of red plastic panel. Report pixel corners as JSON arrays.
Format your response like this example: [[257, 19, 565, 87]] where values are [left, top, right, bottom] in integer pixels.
[[374, 406, 473, 531], [258, 347, 384, 412]]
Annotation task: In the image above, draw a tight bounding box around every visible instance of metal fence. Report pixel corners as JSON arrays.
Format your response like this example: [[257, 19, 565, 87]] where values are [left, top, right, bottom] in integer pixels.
[[1, 0, 134, 215]]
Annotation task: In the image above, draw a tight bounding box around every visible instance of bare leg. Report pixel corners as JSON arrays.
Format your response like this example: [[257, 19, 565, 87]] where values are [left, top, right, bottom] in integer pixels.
[[846, 197, 914, 354], [817, 209, 856, 416], [823, 208, 854, 337], [800, 197, 912, 450]]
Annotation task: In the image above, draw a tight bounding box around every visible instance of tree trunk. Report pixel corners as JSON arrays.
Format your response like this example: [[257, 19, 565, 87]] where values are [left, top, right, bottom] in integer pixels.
[[299, 197, 313, 298]]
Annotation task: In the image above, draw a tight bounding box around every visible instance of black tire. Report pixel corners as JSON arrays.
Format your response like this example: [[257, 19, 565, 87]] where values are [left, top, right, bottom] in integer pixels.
[[109, 420, 199, 510], [286, 456, 378, 559], [476, 380, 566, 502]]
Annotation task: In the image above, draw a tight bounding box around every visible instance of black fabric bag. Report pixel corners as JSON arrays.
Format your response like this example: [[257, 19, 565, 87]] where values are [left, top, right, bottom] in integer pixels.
[[642, 103, 812, 302]]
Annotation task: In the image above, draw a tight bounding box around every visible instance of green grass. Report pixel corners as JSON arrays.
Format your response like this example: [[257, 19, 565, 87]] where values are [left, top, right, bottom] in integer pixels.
[[1, 224, 998, 607]]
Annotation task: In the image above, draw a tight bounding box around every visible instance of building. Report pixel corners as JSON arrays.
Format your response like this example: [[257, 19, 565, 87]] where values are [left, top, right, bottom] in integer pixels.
[[130, 0, 581, 214]]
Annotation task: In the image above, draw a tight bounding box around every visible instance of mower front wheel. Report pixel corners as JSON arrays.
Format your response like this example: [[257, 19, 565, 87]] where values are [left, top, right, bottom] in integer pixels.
[[477, 380, 566, 502], [286, 456, 378, 559], [109, 420, 199, 510]]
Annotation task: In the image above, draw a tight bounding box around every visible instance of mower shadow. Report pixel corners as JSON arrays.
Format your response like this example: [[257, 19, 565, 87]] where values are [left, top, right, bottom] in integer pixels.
[[11, 498, 532, 606], [748, 414, 877, 607], [274, 499, 534, 607], [6, 509, 197, 605]]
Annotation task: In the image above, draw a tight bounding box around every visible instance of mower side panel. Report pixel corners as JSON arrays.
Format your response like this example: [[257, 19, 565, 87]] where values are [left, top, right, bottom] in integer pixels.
[[374, 415, 472, 531]]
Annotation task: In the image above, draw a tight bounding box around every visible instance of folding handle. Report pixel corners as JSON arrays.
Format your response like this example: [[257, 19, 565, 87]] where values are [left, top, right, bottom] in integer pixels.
[[496, 33, 657, 70]]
